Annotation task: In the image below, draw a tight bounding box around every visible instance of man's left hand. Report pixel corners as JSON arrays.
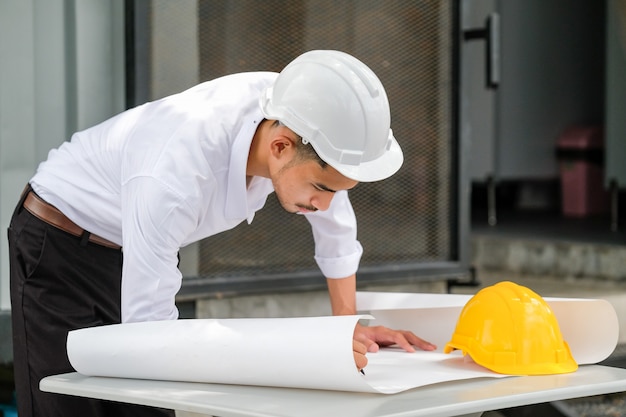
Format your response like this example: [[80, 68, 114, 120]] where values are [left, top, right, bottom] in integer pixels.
[[354, 322, 437, 354]]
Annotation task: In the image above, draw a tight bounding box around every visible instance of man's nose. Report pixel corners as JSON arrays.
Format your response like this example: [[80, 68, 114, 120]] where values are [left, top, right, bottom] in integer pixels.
[[312, 192, 333, 211]]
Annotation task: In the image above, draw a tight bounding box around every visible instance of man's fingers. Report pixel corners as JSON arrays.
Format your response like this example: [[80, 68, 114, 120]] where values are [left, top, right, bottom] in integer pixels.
[[364, 326, 437, 352], [353, 340, 368, 370], [366, 342, 379, 353], [390, 333, 417, 353], [354, 325, 380, 353], [390, 331, 437, 352], [353, 339, 367, 355], [352, 323, 435, 369], [404, 332, 437, 351]]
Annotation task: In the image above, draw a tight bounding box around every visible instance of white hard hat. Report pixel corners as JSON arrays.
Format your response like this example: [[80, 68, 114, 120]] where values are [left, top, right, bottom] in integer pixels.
[[260, 50, 403, 182]]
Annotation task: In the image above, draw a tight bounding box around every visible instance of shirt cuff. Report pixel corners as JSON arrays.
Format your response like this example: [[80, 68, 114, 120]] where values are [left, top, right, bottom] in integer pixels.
[[314, 241, 363, 279]]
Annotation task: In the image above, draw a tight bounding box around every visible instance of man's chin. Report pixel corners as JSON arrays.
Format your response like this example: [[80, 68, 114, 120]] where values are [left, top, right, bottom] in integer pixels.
[[276, 201, 299, 214]]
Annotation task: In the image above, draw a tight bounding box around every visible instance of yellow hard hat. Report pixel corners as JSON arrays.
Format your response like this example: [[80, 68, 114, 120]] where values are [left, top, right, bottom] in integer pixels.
[[444, 281, 578, 375]]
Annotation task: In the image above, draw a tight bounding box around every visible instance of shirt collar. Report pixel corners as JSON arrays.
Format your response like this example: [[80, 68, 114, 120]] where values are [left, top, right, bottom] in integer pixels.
[[225, 113, 264, 220]]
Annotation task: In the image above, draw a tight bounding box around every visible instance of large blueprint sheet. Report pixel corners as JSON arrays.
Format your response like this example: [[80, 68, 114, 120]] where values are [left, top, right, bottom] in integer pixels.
[[66, 292, 619, 394]]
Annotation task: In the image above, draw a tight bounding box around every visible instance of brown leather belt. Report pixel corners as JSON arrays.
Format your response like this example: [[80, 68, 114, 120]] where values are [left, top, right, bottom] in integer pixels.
[[23, 191, 121, 250]]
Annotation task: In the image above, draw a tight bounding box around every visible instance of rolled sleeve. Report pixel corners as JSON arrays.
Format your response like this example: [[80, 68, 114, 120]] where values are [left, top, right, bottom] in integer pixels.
[[314, 241, 363, 278], [305, 190, 363, 279]]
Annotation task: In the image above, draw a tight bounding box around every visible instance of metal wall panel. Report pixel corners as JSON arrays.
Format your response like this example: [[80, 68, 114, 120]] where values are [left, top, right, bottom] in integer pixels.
[[131, 1, 466, 284]]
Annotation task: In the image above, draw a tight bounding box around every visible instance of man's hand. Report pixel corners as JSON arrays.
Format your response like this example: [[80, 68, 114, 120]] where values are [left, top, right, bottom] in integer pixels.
[[325, 275, 436, 370], [353, 322, 437, 369]]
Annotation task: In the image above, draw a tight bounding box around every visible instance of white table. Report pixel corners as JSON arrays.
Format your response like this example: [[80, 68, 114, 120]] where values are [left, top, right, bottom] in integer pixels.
[[40, 365, 626, 417]]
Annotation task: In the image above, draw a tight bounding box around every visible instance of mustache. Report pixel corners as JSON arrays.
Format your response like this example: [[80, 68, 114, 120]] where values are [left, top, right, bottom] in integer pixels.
[[296, 204, 317, 212]]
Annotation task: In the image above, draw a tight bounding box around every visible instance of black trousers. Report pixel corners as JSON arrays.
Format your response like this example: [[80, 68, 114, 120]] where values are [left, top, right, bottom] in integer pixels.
[[8, 189, 175, 417]]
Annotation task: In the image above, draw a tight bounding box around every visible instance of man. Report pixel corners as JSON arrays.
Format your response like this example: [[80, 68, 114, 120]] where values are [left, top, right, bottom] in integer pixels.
[[8, 50, 435, 417]]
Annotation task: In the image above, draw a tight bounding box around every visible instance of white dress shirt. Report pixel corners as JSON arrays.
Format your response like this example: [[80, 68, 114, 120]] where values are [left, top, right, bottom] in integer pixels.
[[30, 72, 363, 322]]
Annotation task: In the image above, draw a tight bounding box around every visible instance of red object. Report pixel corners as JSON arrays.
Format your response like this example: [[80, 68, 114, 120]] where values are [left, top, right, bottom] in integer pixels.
[[556, 126, 609, 217]]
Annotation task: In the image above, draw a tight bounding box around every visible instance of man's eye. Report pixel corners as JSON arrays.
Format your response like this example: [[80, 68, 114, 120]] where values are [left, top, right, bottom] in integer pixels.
[[313, 183, 336, 193]]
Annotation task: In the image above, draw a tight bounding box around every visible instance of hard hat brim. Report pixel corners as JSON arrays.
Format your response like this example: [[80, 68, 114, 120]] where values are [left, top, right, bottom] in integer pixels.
[[330, 133, 404, 182], [445, 341, 578, 375]]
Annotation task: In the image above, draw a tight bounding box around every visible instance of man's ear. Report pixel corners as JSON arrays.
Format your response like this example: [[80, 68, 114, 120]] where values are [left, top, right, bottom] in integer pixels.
[[269, 135, 296, 160]]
